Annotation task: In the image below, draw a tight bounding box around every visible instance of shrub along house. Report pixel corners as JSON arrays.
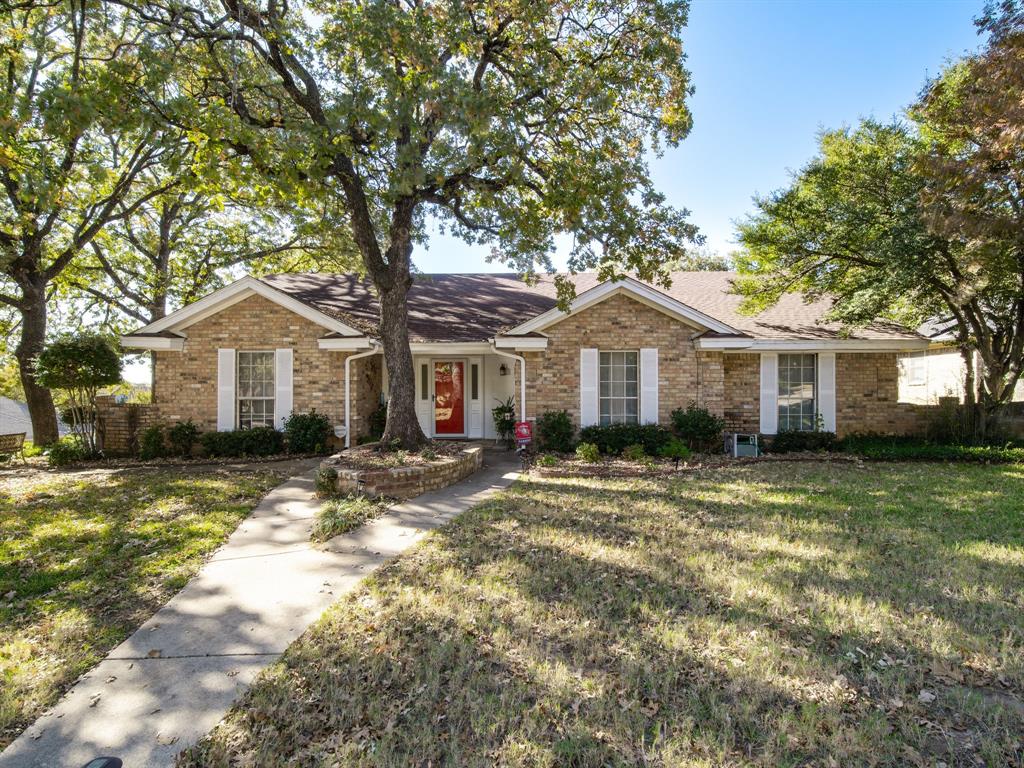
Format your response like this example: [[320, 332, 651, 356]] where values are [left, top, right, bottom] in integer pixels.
[[118, 271, 930, 451]]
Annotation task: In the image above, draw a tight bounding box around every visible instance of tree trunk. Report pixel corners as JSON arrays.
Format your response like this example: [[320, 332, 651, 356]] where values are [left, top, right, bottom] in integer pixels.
[[15, 283, 59, 445], [376, 275, 427, 449], [959, 344, 980, 442]]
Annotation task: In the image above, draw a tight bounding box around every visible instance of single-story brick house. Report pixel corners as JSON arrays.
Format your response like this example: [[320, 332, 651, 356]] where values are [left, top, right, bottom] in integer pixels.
[[120, 271, 930, 446]]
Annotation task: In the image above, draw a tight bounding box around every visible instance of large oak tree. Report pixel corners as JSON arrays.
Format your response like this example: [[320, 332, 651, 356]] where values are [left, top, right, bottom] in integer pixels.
[[122, 0, 700, 447], [0, 0, 178, 443]]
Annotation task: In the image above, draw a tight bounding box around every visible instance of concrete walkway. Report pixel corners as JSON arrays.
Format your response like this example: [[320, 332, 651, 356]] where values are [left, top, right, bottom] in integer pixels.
[[1, 450, 520, 768]]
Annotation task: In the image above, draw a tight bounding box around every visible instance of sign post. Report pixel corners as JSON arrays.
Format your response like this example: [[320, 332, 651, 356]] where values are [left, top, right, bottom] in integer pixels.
[[514, 421, 532, 447]]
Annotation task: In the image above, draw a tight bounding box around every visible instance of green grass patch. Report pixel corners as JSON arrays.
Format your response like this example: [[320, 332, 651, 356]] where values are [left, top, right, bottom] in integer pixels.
[[311, 495, 390, 542], [0, 468, 282, 748], [180, 462, 1024, 767]]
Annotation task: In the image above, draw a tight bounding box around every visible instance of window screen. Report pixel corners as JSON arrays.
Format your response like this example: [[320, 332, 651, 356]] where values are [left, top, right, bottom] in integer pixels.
[[778, 353, 817, 431], [599, 351, 639, 426], [237, 351, 275, 429]]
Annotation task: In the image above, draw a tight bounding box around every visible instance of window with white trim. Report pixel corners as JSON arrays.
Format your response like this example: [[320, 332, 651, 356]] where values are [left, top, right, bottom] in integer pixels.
[[599, 351, 638, 425], [778, 353, 817, 431], [237, 351, 275, 429], [905, 351, 927, 386]]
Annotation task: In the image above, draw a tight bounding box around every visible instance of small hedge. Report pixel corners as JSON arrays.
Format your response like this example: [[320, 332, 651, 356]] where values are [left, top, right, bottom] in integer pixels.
[[535, 410, 575, 453], [837, 433, 1024, 463], [767, 429, 837, 454], [200, 427, 284, 458], [670, 402, 725, 449], [283, 410, 333, 453], [578, 423, 673, 456]]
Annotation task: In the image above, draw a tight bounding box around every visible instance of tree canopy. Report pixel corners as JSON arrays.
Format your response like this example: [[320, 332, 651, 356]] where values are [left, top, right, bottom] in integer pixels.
[[120, 0, 701, 446], [736, 4, 1024, 438]]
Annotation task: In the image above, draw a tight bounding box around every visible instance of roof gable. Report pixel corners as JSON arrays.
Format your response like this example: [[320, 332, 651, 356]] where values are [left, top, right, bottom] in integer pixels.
[[128, 277, 367, 339], [504, 277, 740, 337]]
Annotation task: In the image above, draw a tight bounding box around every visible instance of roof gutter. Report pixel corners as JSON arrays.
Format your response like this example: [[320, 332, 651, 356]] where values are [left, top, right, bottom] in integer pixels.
[[695, 338, 931, 352], [489, 342, 527, 422], [344, 343, 382, 448]]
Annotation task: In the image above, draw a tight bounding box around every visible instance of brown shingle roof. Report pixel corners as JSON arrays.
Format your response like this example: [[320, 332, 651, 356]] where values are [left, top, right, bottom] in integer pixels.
[[259, 271, 921, 343]]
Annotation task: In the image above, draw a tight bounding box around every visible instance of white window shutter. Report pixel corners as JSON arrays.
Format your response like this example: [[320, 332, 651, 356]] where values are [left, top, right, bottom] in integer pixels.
[[818, 352, 836, 432], [217, 348, 236, 432], [580, 348, 599, 427], [759, 352, 778, 434], [275, 348, 294, 429], [640, 348, 659, 424]]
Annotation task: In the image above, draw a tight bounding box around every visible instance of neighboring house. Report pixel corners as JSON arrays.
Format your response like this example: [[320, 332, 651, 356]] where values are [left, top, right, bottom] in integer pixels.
[[0, 397, 34, 440], [898, 326, 1024, 406], [120, 271, 930, 445]]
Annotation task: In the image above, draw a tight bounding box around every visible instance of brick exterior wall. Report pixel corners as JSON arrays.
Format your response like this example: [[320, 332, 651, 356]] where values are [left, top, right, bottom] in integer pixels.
[[152, 294, 382, 442], [141, 290, 927, 447], [836, 352, 923, 436], [723, 353, 760, 433], [522, 292, 722, 427], [720, 352, 925, 437], [95, 396, 160, 456]]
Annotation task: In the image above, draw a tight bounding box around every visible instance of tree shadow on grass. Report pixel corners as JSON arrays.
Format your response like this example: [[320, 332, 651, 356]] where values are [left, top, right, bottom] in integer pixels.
[[180, 462, 1023, 767], [0, 471, 278, 748]]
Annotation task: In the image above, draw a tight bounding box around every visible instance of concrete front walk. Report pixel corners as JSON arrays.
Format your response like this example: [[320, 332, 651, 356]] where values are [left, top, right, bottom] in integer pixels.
[[1, 450, 520, 768]]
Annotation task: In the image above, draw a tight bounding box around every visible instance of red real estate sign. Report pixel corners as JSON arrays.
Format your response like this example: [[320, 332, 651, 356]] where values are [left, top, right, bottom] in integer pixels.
[[514, 421, 532, 445]]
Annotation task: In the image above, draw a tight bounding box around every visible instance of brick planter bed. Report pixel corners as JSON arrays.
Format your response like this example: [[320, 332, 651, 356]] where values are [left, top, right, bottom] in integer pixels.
[[321, 445, 483, 499]]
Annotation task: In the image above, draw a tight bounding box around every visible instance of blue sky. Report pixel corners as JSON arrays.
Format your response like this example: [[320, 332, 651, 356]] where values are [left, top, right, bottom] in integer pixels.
[[418, 0, 987, 273]]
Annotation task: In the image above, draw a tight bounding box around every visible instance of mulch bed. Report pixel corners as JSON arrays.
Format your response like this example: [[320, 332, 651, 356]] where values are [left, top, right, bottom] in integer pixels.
[[333, 440, 465, 471]]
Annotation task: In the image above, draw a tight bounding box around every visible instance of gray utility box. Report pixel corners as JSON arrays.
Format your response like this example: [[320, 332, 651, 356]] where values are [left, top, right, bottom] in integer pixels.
[[724, 432, 760, 457]]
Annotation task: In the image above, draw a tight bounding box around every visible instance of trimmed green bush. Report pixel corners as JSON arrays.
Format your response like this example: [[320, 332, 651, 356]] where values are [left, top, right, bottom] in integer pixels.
[[139, 425, 167, 460], [768, 429, 836, 453], [536, 410, 575, 453], [536, 453, 559, 467], [46, 436, 91, 467], [578, 423, 673, 456], [670, 402, 725, 449], [659, 438, 692, 463], [575, 442, 600, 462], [200, 427, 284, 458], [622, 443, 646, 461], [167, 420, 199, 457], [283, 410, 333, 453], [837, 433, 1024, 463]]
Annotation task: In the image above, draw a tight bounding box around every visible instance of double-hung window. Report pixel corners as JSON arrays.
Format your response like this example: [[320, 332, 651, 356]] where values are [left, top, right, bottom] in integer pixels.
[[777, 353, 817, 431], [599, 351, 638, 425], [237, 351, 275, 429]]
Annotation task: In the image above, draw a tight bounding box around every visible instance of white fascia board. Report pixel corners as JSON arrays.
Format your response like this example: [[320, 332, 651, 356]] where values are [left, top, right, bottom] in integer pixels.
[[133, 276, 364, 337], [506, 278, 738, 336], [318, 337, 375, 351], [408, 342, 494, 355], [120, 335, 185, 351], [492, 335, 549, 351], [699, 337, 931, 352]]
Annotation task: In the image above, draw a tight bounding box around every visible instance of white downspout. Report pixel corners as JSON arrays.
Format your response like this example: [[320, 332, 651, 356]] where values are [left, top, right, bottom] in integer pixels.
[[490, 343, 527, 422], [344, 345, 381, 448]]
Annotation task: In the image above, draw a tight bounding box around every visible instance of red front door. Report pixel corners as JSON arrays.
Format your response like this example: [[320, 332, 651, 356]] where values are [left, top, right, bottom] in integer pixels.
[[433, 361, 465, 435]]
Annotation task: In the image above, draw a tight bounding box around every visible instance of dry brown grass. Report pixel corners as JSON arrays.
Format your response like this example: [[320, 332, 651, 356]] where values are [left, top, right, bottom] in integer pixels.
[[179, 462, 1023, 767]]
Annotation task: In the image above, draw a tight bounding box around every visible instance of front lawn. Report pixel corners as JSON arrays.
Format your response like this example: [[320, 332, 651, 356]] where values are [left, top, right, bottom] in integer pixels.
[[0, 467, 283, 748], [180, 462, 1023, 767]]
